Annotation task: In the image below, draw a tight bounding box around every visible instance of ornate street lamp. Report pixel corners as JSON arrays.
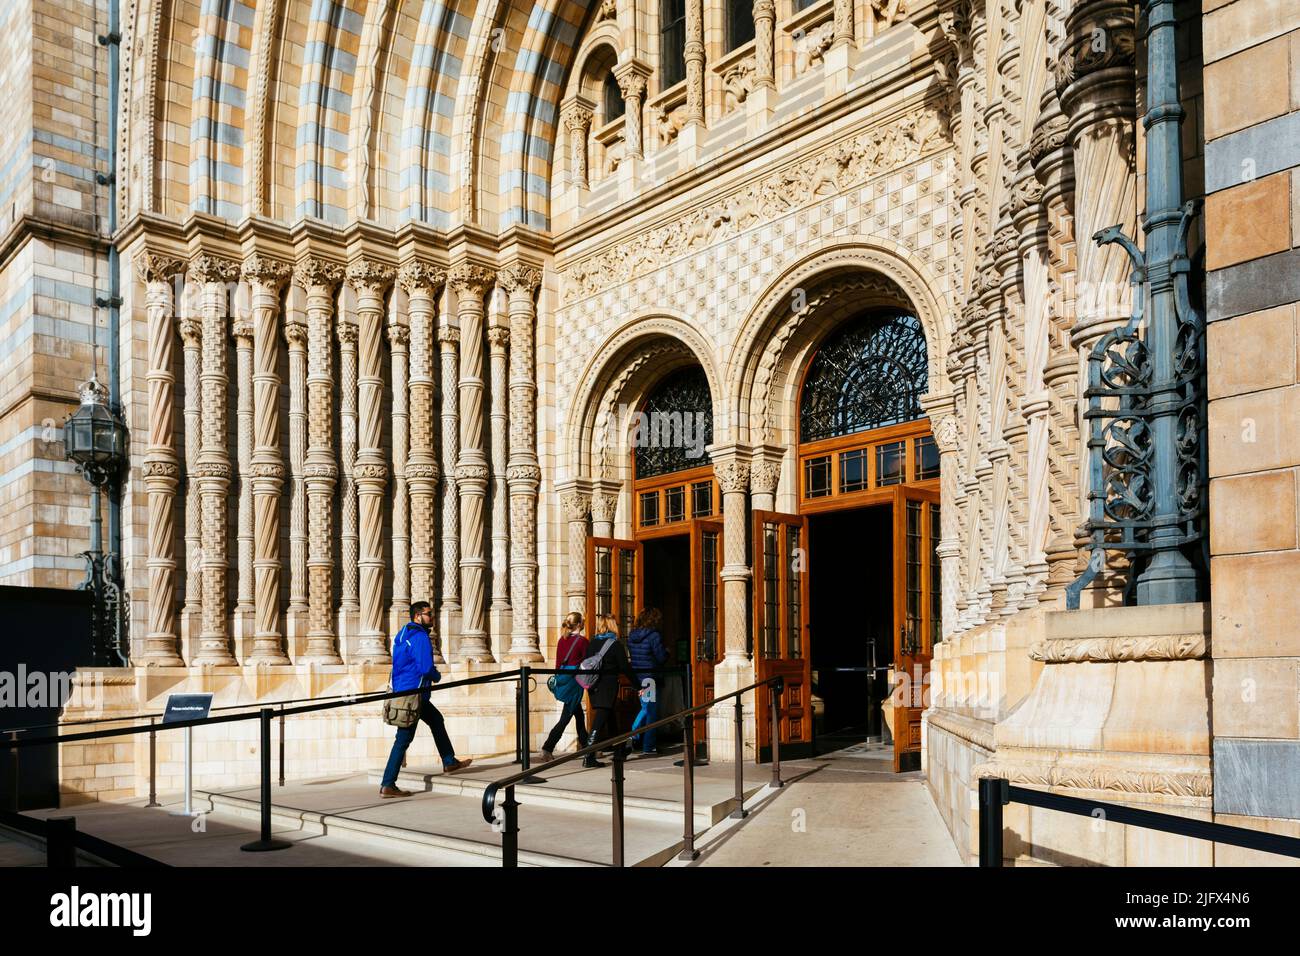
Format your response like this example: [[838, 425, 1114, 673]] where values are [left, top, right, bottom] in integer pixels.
[[64, 374, 130, 666]]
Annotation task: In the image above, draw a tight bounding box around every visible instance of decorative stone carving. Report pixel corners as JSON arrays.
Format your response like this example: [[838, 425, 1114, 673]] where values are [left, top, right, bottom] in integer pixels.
[[655, 104, 688, 146], [721, 57, 756, 114], [794, 21, 835, 75], [973, 761, 1213, 799], [598, 0, 617, 20], [1030, 633, 1209, 663], [713, 460, 750, 494]]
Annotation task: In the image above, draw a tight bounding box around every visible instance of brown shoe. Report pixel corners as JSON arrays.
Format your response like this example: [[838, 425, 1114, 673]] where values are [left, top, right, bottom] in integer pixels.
[[379, 785, 412, 798], [538, 750, 554, 763], [444, 758, 474, 774]]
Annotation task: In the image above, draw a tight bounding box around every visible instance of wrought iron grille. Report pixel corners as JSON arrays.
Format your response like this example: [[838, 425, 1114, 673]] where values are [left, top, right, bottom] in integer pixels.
[[633, 366, 714, 479], [799, 311, 929, 443]]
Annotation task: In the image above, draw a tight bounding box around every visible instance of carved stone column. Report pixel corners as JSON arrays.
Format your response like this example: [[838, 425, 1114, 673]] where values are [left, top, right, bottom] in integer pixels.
[[713, 458, 751, 662], [337, 312, 360, 634], [613, 63, 649, 160], [832, 0, 854, 48], [243, 254, 293, 664], [189, 253, 240, 666], [750, 457, 780, 514], [450, 263, 495, 662], [591, 490, 618, 540], [179, 312, 202, 650], [347, 259, 395, 663], [294, 257, 344, 664], [388, 295, 411, 633], [399, 263, 446, 662], [684, 0, 705, 125], [284, 314, 309, 646], [488, 324, 511, 627], [561, 487, 591, 614], [232, 310, 255, 650], [562, 99, 594, 188], [500, 263, 544, 662], [753, 0, 776, 89], [438, 323, 461, 648], [137, 252, 185, 666]]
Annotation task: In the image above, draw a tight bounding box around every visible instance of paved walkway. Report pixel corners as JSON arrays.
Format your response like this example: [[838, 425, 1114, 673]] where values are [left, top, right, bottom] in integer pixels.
[[684, 743, 964, 867]]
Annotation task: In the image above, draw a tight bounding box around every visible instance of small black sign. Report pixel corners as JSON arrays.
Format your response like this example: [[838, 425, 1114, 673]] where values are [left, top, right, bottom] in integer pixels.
[[162, 693, 214, 725]]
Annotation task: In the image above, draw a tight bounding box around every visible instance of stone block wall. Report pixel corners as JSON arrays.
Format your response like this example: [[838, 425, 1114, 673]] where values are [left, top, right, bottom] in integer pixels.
[[1202, 0, 1300, 861]]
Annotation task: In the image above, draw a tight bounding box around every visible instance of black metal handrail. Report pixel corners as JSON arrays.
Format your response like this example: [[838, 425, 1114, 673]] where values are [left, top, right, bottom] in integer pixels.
[[0, 809, 168, 867], [977, 777, 1300, 866], [481, 675, 786, 867]]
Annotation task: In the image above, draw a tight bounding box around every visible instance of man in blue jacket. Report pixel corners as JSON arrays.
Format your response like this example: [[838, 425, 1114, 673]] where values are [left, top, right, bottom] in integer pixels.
[[379, 601, 472, 797]]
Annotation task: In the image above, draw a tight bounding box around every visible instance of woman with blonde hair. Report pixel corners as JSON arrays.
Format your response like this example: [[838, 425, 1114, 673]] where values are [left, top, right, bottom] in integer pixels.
[[540, 611, 588, 761], [581, 613, 640, 768]]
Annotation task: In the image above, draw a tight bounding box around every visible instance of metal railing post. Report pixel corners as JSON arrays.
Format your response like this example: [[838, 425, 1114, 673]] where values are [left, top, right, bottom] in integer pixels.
[[513, 674, 523, 765], [730, 693, 747, 820], [770, 680, 783, 788], [240, 708, 290, 852], [978, 776, 1008, 867], [278, 704, 286, 788], [145, 717, 160, 808], [8, 731, 19, 812], [611, 744, 626, 867], [520, 665, 532, 772], [46, 816, 76, 867], [677, 715, 699, 861], [501, 785, 519, 868]]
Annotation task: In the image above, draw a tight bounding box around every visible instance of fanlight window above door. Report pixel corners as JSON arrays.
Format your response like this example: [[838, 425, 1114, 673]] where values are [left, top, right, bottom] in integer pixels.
[[634, 365, 714, 479], [799, 310, 928, 444]]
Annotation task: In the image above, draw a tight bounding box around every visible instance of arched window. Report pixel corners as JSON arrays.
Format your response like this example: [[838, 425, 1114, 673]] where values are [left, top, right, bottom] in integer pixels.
[[603, 72, 625, 123], [728, 0, 755, 51], [634, 366, 713, 479], [660, 0, 687, 88], [799, 310, 928, 443]]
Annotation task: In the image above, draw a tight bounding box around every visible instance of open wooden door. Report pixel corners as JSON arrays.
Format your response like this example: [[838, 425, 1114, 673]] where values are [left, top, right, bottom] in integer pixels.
[[891, 486, 940, 772], [587, 537, 644, 728], [754, 511, 812, 761], [688, 519, 723, 755]]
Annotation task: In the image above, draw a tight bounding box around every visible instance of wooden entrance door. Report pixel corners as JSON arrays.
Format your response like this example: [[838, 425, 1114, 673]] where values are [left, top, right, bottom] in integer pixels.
[[891, 485, 940, 772], [586, 537, 641, 644], [689, 519, 723, 753], [754, 511, 812, 761]]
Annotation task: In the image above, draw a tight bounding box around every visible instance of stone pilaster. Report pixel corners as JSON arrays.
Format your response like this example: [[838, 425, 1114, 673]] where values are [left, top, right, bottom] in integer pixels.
[[337, 313, 360, 632], [562, 98, 594, 188], [438, 323, 461, 649], [136, 252, 185, 666], [179, 312, 202, 652], [500, 262, 544, 662], [347, 259, 396, 663], [284, 315, 309, 646], [232, 311, 255, 651], [753, 0, 776, 89], [188, 253, 240, 666], [450, 263, 495, 662], [684, 0, 705, 125], [613, 62, 650, 160], [488, 324, 511, 626], [243, 254, 293, 664], [712, 456, 751, 663], [561, 486, 591, 615], [388, 296, 411, 635], [399, 262, 446, 662], [294, 257, 345, 664]]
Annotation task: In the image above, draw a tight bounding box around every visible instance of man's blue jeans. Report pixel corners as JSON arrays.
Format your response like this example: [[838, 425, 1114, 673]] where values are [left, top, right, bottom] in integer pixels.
[[381, 697, 457, 787]]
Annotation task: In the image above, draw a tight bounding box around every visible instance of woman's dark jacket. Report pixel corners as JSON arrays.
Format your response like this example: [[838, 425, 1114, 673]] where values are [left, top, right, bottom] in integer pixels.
[[627, 627, 668, 678], [586, 632, 639, 709]]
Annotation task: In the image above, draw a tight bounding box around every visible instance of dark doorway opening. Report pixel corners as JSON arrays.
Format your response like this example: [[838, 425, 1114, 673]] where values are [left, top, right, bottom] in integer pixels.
[[639, 534, 691, 741], [808, 505, 893, 753]]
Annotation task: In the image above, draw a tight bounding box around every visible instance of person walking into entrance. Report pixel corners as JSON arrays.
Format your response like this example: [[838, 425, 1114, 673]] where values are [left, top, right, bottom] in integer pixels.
[[540, 611, 589, 761], [379, 601, 473, 797], [627, 608, 668, 755], [582, 614, 639, 769]]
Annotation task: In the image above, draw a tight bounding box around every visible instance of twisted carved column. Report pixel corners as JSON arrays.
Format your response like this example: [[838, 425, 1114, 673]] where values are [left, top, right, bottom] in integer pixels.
[[562, 489, 591, 614], [337, 314, 360, 624], [137, 252, 185, 666], [399, 263, 446, 662], [347, 259, 395, 663], [438, 324, 461, 632], [295, 257, 344, 664], [500, 263, 544, 661], [189, 253, 240, 666], [449, 263, 495, 662], [753, 0, 777, 89], [232, 312, 255, 642], [684, 0, 705, 125], [284, 314, 309, 637], [244, 254, 293, 664], [714, 459, 751, 662], [488, 324, 511, 619], [613, 65, 648, 160], [179, 313, 202, 635]]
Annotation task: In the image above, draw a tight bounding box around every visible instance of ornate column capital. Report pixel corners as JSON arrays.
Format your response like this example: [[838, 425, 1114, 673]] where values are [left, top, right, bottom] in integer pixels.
[[283, 319, 308, 347], [178, 316, 203, 346], [613, 58, 651, 100], [498, 262, 543, 297], [386, 321, 410, 347], [292, 256, 345, 293], [561, 96, 596, 134], [714, 460, 750, 495], [397, 261, 447, 299], [346, 258, 396, 299], [187, 252, 240, 285], [242, 253, 293, 291], [134, 251, 185, 286], [336, 319, 358, 345], [437, 326, 460, 345], [487, 325, 511, 349], [561, 489, 592, 521], [448, 263, 495, 299], [750, 459, 781, 496], [231, 317, 254, 341]]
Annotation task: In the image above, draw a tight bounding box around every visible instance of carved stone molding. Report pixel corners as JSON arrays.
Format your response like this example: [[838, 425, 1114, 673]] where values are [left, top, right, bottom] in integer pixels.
[[406, 462, 440, 481], [303, 463, 339, 480], [191, 462, 232, 480], [135, 251, 184, 285], [142, 460, 180, 480], [455, 463, 490, 482], [1030, 633, 1209, 663], [250, 462, 286, 480], [926, 710, 995, 752], [507, 464, 542, 483], [973, 761, 1213, 799], [354, 463, 389, 482]]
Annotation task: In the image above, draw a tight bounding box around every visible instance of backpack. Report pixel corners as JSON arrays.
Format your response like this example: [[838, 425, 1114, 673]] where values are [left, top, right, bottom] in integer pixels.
[[547, 637, 586, 704], [575, 637, 618, 689]]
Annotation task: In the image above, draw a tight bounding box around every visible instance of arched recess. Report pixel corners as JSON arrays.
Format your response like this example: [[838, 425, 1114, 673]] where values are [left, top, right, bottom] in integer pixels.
[[566, 314, 723, 486], [727, 237, 954, 451]]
